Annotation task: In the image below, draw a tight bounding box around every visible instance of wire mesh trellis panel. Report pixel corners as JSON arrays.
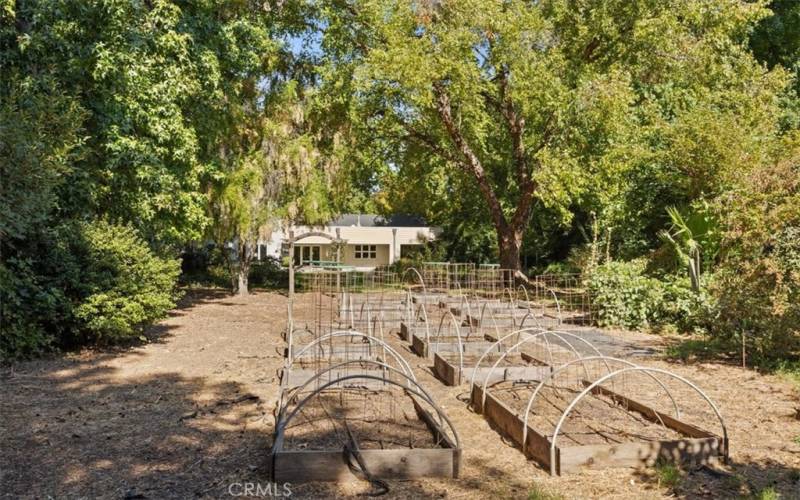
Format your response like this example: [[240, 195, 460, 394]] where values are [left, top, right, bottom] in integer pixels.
[[527, 273, 593, 326], [472, 267, 515, 298], [421, 262, 450, 292], [447, 262, 477, 291]]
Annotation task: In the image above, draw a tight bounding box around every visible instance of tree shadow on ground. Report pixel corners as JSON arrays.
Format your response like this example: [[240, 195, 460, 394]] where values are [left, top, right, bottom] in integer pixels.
[[632, 457, 800, 498], [0, 356, 272, 498]]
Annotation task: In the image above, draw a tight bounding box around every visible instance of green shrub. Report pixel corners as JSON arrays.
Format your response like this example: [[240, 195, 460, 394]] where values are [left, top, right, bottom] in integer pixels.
[[587, 260, 710, 332], [756, 487, 780, 500], [655, 275, 715, 334], [587, 259, 662, 329], [72, 221, 181, 341], [179, 245, 232, 288], [654, 459, 682, 489], [249, 257, 288, 288], [1, 222, 86, 358], [0, 259, 60, 358], [1, 220, 181, 359], [708, 153, 800, 364], [664, 337, 729, 362], [527, 485, 564, 500], [180, 246, 288, 290]]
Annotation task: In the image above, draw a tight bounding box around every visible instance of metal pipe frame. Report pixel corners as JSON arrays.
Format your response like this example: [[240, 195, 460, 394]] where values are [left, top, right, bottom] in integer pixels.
[[478, 330, 605, 409], [549, 366, 729, 476], [275, 373, 461, 451], [521, 356, 680, 447]]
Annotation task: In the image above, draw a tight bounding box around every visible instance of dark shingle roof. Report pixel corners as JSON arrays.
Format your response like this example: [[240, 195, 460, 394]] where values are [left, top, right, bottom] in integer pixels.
[[329, 214, 428, 227]]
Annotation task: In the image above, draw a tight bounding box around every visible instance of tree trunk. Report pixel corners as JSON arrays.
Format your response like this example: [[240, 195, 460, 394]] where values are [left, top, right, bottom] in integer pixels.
[[237, 268, 249, 296], [498, 226, 523, 271], [234, 239, 252, 296], [432, 84, 539, 274]]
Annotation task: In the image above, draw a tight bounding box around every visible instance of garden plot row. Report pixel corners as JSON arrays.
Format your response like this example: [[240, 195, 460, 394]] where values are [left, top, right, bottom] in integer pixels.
[[277, 271, 727, 484], [271, 291, 462, 485], [446, 327, 728, 475], [398, 318, 728, 475]]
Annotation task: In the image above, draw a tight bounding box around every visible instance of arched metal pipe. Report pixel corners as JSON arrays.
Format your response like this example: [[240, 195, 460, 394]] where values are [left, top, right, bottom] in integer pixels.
[[404, 289, 413, 325], [478, 302, 503, 340], [505, 287, 516, 308], [518, 284, 531, 308], [516, 311, 542, 330], [277, 359, 417, 421], [521, 356, 680, 447], [479, 330, 605, 409], [469, 327, 548, 387], [416, 302, 431, 342], [549, 366, 728, 476], [276, 374, 461, 450], [434, 311, 464, 384], [548, 288, 562, 325], [403, 267, 427, 296], [289, 330, 413, 377]]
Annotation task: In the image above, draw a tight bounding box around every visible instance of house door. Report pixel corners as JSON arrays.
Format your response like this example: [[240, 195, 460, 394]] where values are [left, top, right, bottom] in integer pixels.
[[293, 245, 321, 265]]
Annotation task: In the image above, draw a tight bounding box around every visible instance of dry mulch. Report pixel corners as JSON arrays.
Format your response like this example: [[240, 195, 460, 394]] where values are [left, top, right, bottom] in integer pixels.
[[1, 289, 798, 499]]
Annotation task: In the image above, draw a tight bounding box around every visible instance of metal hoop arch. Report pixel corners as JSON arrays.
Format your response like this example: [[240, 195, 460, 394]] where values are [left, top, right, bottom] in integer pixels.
[[479, 330, 605, 409], [469, 327, 548, 387], [549, 366, 728, 476], [434, 311, 465, 384], [289, 330, 414, 377], [277, 359, 418, 421], [275, 374, 461, 450], [521, 356, 680, 447]]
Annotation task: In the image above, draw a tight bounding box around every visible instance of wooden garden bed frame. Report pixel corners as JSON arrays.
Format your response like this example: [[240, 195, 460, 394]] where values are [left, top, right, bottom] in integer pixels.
[[271, 375, 461, 483], [410, 332, 502, 358], [470, 375, 728, 475], [433, 351, 550, 386], [399, 321, 430, 341]]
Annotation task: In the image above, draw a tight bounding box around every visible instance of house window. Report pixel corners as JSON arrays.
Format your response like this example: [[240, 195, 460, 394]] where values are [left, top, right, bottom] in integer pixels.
[[294, 245, 321, 265], [354, 244, 377, 259]]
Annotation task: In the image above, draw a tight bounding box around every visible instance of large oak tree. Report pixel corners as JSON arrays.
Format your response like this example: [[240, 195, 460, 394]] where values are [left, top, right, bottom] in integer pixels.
[[314, 0, 788, 270]]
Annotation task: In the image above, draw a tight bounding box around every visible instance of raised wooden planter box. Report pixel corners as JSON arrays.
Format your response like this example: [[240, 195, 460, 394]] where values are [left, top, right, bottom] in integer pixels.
[[410, 293, 460, 306], [433, 351, 551, 386], [464, 313, 526, 328], [470, 383, 726, 475], [399, 321, 436, 342], [270, 395, 461, 483], [280, 363, 391, 389], [448, 299, 520, 317], [338, 308, 407, 321], [410, 333, 503, 358]]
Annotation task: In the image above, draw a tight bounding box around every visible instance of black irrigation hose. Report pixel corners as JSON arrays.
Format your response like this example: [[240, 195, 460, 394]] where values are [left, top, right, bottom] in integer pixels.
[[342, 423, 389, 497]]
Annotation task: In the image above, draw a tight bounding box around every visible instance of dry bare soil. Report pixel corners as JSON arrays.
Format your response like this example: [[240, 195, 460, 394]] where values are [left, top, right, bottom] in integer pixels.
[[2, 290, 799, 499]]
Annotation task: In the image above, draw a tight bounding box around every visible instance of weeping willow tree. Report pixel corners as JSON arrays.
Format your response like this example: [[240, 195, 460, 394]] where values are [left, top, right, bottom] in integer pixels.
[[210, 83, 336, 295]]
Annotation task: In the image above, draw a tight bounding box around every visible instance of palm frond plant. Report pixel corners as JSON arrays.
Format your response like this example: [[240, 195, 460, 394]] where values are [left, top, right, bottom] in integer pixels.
[[658, 203, 720, 293]]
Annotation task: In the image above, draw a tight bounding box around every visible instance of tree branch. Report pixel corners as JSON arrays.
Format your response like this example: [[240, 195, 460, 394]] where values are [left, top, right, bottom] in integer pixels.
[[398, 121, 461, 164], [432, 82, 507, 230]]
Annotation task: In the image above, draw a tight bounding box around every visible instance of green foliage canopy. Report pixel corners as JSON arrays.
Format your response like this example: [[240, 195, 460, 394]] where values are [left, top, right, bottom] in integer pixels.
[[311, 0, 791, 268]]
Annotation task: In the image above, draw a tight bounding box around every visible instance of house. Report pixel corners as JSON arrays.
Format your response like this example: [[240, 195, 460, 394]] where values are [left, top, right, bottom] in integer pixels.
[[257, 214, 440, 270]]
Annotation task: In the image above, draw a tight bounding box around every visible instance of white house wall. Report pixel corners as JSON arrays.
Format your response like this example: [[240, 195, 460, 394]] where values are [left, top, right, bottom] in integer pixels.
[[259, 223, 439, 267]]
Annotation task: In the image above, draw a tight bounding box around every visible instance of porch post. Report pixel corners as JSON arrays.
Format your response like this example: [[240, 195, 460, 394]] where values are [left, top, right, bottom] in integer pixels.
[[390, 228, 398, 264], [335, 228, 342, 293], [288, 228, 295, 299]]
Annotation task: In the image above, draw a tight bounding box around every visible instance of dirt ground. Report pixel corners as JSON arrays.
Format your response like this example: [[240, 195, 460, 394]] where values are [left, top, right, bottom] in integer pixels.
[[2, 289, 799, 499]]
